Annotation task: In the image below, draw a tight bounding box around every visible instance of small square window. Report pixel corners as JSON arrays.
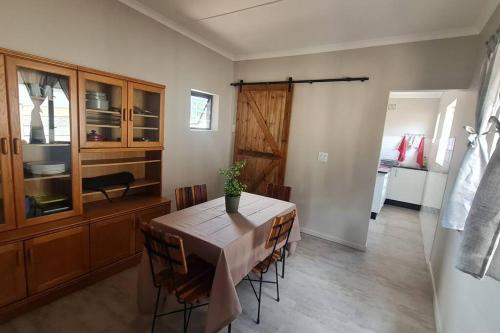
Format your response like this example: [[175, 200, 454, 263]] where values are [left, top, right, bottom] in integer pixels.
[[190, 90, 213, 130]]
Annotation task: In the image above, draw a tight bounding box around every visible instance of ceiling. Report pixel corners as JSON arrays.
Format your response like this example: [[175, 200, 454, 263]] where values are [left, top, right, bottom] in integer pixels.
[[119, 0, 500, 60]]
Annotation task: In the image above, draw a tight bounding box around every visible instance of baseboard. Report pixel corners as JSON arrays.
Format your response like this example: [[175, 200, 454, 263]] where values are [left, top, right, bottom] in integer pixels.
[[301, 228, 367, 251], [427, 259, 442, 333], [385, 199, 421, 211]]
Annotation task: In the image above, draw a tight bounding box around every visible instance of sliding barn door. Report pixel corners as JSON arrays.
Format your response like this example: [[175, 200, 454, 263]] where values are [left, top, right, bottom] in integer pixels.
[[234, 84, 293, 194]]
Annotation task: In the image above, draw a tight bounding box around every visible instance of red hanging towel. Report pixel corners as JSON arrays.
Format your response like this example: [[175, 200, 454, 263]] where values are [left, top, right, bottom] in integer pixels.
[[397, 136, 408, 162], [417, 136, 425, 167]]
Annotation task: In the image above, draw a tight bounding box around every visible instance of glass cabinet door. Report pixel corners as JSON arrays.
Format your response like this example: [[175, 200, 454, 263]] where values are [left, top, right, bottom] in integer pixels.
[[0, 55, 16, 232], [127, 82, 164, 147], [6, 56, 80, 226], [79, 72, 127, 148]]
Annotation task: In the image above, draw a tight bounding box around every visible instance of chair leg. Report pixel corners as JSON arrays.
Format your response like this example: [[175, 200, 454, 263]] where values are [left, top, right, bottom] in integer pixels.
[[228, 323, 232, 332], [281, 248, 286, 278], [275, 262, 280, 302], [151, 286, 162, 333], [257, 272, 263, 324], [184, 304, 193, 333], [183, 303, 187, 333]]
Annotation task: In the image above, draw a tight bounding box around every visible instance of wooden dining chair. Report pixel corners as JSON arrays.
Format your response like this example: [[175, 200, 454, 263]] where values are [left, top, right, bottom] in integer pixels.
[[175, 184, 208, 210], [192, 184, 208, 205], [243, 210, 296, 324], [141, 222, 232, 332], [265, 183, 292, 202], [265, 183, 292, 278]]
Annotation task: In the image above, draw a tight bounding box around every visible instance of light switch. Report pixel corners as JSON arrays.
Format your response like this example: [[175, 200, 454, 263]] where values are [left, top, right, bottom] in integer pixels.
[[318, 152, 328, 162]]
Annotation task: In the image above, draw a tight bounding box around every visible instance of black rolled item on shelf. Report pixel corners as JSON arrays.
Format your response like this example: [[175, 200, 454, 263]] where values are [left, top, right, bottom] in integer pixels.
[[82, 172, 135, 202]]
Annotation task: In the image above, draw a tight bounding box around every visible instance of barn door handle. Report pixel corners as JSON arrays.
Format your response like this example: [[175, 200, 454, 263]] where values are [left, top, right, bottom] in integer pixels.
[[1, 138, 8, 155], [12, 138, 21, 155]]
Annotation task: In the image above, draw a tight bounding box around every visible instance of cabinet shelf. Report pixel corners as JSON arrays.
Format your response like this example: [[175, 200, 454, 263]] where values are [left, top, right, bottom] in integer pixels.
[[81, 157, 161, 168], [133, 127, 159, 130], [82, 179, 160, 197], [134, 113, 158, 118], [87, 124, 121, 129], [23, 143, 71, 147], [86, 109, 121, 115], [24, 173, 71, 181]]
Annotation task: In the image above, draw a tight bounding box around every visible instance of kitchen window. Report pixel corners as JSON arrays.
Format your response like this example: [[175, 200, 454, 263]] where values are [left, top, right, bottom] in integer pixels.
[[190, 90, 214, 130]]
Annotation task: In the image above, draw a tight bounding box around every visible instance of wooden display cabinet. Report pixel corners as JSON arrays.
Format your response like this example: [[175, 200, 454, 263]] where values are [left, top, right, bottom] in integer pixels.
[[127, 82, 164, 148], [78, 72, 164, 149], [25, 226, 90, 295], [5, 56, 81, 227], [78, 72, 127, 148], [0, 55, 16, 232], [0, 242, 26, 307], [0, 47, 170, 322]]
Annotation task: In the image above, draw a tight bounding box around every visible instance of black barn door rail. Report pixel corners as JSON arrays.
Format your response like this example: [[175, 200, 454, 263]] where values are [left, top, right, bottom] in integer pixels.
[[231, 76, 369, 91]]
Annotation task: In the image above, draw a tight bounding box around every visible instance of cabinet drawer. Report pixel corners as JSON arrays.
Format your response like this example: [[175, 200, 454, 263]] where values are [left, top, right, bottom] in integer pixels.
[[0, 241, 26, 307], [25, 226, 89, 295], [135, 204, 170, 253], [90, 214, 135, 270]]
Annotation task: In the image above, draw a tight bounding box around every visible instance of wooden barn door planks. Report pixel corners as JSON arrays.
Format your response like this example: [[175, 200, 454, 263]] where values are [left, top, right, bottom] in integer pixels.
[[234, 84, 293, 194]]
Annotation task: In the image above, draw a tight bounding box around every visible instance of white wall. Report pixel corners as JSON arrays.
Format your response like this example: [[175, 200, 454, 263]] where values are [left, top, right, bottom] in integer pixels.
[[235, 36, 480, 249], [0, 0, 235, 201], [384, 98, 440, 137], [427, 5, 500, 332]]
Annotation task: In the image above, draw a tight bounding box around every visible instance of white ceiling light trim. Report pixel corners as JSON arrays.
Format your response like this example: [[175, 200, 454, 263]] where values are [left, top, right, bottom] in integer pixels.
[[118, 0, 236, 60], [234, 26, 480, 61]]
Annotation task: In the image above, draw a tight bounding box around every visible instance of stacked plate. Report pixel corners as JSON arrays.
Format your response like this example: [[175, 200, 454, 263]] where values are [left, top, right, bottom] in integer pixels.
[[25, 161, 66, 175]]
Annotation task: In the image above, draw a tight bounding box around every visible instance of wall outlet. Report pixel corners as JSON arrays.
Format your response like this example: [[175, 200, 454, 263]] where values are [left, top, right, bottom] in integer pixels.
[[318, 152, 328, 162]]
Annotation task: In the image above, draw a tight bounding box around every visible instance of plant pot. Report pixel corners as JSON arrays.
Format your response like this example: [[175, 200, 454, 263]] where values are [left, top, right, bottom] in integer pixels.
[[225, 195, 240, 213]]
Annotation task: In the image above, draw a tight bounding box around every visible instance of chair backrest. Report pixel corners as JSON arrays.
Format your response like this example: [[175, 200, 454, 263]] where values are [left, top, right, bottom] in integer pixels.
[[140, 222, 188, 287], [265, 210, 296, 250], [175, 184, 208, 210], [266, 183, 292, 202], [175, 186, 194, 210], [192, 184, 208, 205]]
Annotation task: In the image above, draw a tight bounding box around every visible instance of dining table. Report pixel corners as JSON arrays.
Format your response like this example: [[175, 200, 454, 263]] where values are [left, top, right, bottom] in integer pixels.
[[136, 192, 301, 333]]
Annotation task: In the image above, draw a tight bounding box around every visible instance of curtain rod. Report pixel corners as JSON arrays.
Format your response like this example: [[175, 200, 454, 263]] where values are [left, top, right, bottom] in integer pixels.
[[230, 76, 369, 89]]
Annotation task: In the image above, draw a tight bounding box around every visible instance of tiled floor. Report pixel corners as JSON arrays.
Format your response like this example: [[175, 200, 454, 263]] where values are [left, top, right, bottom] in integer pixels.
[[0, 205, 435, 332]]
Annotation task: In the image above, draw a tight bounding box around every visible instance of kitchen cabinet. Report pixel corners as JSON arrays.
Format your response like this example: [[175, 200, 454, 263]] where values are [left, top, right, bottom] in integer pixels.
[[5, 56, 81, 226], [25, 226, 90, 295], [90, 214, 135, 270], [371, 171, 389, 219], [78, 72, 164, 149], [386, 167, 428, 207], [0, 242, 26, 307]]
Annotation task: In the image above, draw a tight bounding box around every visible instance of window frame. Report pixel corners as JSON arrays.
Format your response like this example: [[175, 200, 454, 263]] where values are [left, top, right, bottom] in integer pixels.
[[190, 90, 214, 131]]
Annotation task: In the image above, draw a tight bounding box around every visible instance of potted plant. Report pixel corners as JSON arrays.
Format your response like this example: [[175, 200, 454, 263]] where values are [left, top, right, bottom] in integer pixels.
[[219, 160, 247, 213]]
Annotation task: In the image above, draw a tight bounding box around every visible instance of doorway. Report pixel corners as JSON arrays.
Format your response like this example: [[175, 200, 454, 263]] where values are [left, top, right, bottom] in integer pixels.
[[370, 90, 460, 261]]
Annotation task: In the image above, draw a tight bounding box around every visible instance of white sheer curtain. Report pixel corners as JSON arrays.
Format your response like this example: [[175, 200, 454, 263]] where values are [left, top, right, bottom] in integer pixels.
[[18, 68, 68, 144], [441, 32, 500, 230]]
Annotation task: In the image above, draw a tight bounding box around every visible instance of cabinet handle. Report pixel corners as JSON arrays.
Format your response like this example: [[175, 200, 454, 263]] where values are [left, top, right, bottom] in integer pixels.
[[129, 108, 133, 122], [27, 248, 34, 265], [1, 137, 8, 155], [16, 250, 23, 266], [122, 108, 126, 122], [12, 138, 21, 155]]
